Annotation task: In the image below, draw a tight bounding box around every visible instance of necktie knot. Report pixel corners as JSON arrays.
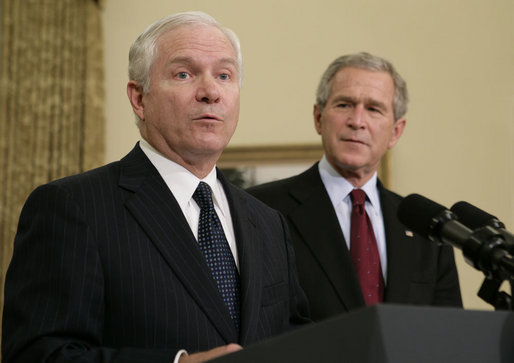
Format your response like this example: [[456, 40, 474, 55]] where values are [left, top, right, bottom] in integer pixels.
[[350, 189, 366, 210], [193, 181, 213, 210]]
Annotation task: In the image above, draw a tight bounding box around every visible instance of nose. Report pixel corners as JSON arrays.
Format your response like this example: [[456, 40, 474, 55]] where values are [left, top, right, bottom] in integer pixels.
[[195, 76, 221, 104], [347, 104, 365, 129]]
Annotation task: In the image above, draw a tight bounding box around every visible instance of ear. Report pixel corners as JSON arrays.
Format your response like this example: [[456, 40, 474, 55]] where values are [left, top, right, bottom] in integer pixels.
[[387, 118, 406, 149], [313, 104, 323, 135], [127, 81, 145, 121]]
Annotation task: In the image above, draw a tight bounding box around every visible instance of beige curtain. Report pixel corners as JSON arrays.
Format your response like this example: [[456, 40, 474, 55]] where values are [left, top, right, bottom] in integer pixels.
[[0, 0, 105, 348]]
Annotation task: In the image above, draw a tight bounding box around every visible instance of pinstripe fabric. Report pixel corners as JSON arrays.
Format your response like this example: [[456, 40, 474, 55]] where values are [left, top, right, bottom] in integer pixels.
[[248, 163, 462, 322], [2, 144, 310, 363]]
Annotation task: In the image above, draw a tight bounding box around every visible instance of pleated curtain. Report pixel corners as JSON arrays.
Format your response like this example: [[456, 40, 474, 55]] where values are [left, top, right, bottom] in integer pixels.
[[0, 0, 105, 349]]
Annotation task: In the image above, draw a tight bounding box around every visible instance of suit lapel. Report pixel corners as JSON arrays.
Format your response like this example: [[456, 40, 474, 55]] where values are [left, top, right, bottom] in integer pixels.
[[379, 185, 415, 302], [288, 165, 364, 311], [118, 145, 238, 343], [218, 173, 263, 345]]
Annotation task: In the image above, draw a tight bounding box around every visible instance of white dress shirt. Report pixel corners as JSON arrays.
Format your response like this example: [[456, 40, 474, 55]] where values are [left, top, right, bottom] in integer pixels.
[[139, 138, 239, 269], [318, 155, 387, 281]]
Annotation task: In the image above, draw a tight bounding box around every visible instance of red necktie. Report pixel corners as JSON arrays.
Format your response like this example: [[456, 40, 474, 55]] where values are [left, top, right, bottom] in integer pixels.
[[349, 189, 384, 305]]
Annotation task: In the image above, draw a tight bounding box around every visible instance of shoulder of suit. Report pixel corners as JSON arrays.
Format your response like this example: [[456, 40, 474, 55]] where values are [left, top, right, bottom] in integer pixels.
[[246, 163, 318, 195], [49, 145, 143, 189], [46, 161, 118, 188]]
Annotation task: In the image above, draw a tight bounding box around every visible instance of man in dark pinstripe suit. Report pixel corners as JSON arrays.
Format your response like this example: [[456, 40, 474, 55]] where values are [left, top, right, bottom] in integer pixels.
[[2, 11, 310, 363]]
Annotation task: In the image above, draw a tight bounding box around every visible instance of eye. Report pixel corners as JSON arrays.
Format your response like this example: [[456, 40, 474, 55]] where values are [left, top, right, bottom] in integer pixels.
[[176, 72, 190, 80], [337, 103, 350, 108], [367, 106, 382, 114], [218, 73, 230, 81]]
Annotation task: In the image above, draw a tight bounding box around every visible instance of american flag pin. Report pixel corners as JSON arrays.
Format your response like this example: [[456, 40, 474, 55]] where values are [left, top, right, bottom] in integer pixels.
[[405, 230, 414, 237]]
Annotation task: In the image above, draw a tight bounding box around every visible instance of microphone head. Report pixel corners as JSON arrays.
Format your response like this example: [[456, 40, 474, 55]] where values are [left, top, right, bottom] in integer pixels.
[[450, 201, 504, 229], [397, 194, 449, 238]]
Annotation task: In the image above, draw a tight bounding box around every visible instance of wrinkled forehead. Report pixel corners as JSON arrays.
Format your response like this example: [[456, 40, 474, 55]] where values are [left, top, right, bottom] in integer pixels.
[[331, 67, 395, 104], [155, 24, 238, 67]]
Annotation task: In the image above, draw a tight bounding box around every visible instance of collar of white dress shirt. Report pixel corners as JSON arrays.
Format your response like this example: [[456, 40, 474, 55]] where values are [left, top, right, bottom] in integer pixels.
[[138, 138, 228, 218], [318, 155, 380, 209]]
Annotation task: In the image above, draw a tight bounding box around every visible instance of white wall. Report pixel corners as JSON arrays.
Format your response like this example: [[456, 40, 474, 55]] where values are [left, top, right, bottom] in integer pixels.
[[103, 0, 514, 310]]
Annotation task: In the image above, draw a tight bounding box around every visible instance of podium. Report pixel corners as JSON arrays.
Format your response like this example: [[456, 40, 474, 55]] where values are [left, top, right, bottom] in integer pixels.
[[211, 304, 514, 363]]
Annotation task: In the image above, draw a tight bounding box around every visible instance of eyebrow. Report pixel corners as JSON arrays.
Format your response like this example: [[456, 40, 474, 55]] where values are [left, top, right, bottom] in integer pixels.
[[331, 95, 388, 110], [168, 56, 239, 71]]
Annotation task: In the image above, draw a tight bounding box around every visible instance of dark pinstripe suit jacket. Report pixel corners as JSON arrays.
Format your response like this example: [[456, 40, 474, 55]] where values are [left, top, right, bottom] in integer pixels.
[[247, 163, 462, 322], [2, 144, 310, 363]]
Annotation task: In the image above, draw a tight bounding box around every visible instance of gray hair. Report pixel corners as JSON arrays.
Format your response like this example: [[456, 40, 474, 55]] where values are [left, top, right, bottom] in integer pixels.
[[128, 11, 243, 95], [315, 52, 409, 120]]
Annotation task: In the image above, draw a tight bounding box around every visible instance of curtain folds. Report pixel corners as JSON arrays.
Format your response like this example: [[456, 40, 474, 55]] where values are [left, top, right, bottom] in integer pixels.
[[0, 0, 105, 346]]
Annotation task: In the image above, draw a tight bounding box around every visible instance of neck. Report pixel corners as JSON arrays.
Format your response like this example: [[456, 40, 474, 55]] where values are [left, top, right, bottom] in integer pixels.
[[330, 163, 376, 188], [181, 159, 217, 179], [140, 137, 219, 179], [165, 150, 219, 179]]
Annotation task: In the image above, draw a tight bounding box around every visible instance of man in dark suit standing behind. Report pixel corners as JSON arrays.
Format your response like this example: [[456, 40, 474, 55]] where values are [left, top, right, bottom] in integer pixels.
[[2, 11, 309, 363], [248, 52, 462, 322]]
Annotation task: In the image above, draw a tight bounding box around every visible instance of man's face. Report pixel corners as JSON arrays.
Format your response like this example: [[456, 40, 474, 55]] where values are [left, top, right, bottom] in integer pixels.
[[131, 24, 240, 167], [314, 67, 405, 184]]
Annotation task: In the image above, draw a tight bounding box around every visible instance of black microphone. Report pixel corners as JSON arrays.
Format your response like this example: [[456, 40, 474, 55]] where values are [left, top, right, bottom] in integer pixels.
[[398, 194, 514, 280], [451, 201, 514, 253], [398, 194, 471, 248]]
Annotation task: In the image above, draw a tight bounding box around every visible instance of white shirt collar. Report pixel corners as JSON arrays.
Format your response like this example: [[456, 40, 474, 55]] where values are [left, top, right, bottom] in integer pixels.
[[318, 155, 380, 208], [138, 138, 225, 215]]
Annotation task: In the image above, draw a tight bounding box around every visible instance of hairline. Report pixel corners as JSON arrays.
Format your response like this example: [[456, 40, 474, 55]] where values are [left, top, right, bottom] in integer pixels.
[[145, 23, 242, 92], [315, 53, 408, 120]]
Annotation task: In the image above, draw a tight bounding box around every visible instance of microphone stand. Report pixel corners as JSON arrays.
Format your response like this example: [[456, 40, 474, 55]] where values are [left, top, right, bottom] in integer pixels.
[[477, 276, 513, 311], [465, 226, 514, 310]]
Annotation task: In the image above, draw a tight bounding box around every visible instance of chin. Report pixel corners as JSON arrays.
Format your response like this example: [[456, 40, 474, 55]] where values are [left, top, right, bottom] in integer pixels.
[[195, 139, 228, 155], [334, 155, 364, 167]]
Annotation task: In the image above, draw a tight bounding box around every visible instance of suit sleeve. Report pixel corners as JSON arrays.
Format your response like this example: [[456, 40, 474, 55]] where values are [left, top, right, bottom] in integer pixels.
[[278, 212, 312, 328], [2, 184, 175, 363]]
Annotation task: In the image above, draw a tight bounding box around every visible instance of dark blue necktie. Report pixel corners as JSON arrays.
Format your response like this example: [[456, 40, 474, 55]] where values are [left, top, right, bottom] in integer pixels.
[[193, 181, 241, 330]]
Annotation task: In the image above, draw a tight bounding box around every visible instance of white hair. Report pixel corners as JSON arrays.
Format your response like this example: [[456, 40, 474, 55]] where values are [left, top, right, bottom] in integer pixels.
[[129, 11, 243, 93]]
